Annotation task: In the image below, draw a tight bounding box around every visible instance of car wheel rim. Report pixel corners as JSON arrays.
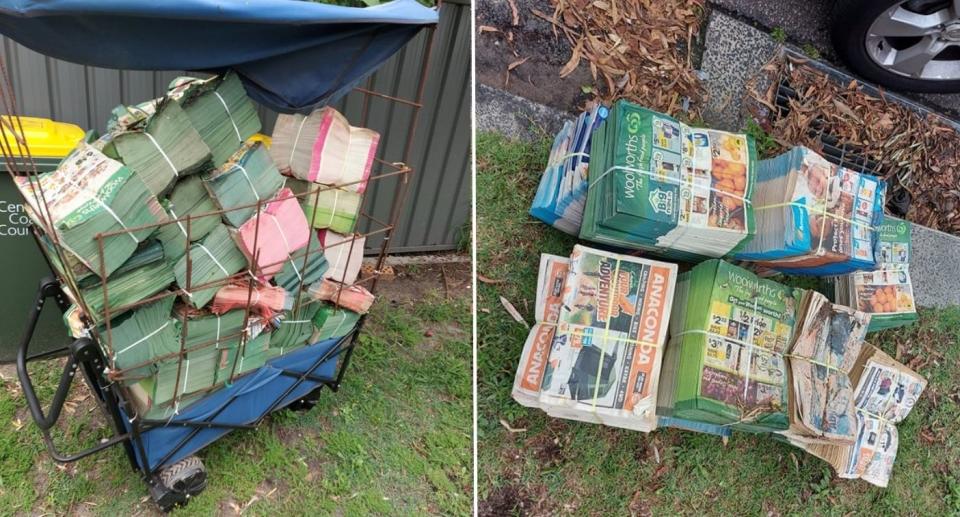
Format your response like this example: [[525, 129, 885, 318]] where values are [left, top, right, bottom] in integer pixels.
[[866, 0, 960, 80]]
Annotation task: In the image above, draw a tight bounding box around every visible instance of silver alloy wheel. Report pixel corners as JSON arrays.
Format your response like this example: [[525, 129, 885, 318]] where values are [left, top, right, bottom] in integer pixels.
[[866, 0, 960, 79]]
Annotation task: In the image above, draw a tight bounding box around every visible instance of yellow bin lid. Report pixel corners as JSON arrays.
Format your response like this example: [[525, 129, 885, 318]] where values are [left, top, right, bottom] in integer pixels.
[[1, 116, 84, 159], [247, 133, 272, 149]]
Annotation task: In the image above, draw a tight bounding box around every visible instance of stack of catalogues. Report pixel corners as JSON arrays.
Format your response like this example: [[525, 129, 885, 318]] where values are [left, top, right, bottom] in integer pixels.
[[835, 216, 917, 331], [517, 245, 678, 432], [580, 101, 757, 261], [529, 104, 607, 234], [735, 146, 886, 275], [660, 259, 802, 433]]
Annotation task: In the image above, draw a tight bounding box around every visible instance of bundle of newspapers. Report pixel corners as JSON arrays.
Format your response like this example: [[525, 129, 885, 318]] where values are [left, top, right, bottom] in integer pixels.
[[659, 259, 802, 433], [784, 291, 870, 444], [579, 100, 758, 262], [835, 215, 917, 331], [735, 146, 886, 275], [788, 344, 926, 487], [781, 291, 924, 487], [270, 106, 380, 236], [511, 248, 926, 485], [512, 245, 678, 432], [529, 104, 607, 234], [16, 72, 376, 420]]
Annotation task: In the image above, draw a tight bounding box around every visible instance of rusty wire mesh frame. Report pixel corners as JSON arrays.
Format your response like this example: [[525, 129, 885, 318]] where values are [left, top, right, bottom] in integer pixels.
[[0, 12, 439, 483]]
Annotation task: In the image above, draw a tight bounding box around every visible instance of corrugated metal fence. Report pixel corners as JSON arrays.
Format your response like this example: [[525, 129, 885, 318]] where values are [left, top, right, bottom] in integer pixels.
[[1, 1, 471, 254]]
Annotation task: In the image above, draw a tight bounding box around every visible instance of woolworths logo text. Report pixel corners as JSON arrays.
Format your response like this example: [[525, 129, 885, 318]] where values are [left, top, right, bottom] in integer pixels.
[[621, 111, 646, 200]]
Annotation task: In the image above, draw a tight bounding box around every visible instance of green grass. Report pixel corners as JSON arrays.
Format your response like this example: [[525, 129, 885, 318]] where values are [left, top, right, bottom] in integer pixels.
[[0, 286, 471, 516], [745, 118, 782, 159], [476, 130, 960, 515], [771, 27, 787, 44], [802, 43, 822, 60]]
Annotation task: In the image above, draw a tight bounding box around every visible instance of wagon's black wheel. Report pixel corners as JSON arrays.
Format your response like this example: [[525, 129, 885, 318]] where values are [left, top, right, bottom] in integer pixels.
[[159, 455, 207, 500], [287, 387, 324, 412]]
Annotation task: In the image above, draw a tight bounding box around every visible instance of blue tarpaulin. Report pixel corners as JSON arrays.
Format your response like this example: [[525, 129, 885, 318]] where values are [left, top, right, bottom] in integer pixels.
[[0, 0, 438, 112], [127, 337, 344, 471]]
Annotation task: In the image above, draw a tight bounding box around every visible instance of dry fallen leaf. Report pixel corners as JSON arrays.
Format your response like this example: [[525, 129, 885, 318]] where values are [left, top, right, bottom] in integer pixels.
[[499, 419, 527, 433], [499, 296, 529, 328], [477, 273, 505, 284], [478, 25, 500, 34], [559, 38, 584, 78], [508, 57, 530, 71], [507, 0, 519, 25]]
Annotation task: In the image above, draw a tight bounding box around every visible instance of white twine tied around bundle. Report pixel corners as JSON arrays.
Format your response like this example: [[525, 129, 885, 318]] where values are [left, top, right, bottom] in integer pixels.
[[325, 189, 340, 228], [143, 132, 178, 178], [588, 164, 754, 252], [234, 163, 261, 201], [113, 320, 172, 359], [672, 279, 774, 426], [213, 91, 243, 143], [754, 200, 878, 258], [288, 114, 310, 168], [558, 256, 662, 417], [548, 151, 590, 169], [854, 367, 903, 455], [184, 242, 231, 301], [328, 310, 350, 340], [167, 206, 188, 238], [326, 234, 355, 282]]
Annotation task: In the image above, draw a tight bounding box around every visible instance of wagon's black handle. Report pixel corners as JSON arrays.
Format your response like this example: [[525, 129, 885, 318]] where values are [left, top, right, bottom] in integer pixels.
[[16, 277, 79, 430], [15, 277, 132, 464]]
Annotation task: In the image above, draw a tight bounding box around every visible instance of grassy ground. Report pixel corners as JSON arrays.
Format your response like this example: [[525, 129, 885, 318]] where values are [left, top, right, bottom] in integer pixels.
[[0, 264, 472, 516], [476, 131, 960, 515]]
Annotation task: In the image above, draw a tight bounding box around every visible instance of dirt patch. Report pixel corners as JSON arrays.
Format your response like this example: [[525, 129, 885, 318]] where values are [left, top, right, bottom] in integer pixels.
[[219, 478, 283, 516], [477, 0, 709, 119], [372, 262, 470, 305], [479, 482, 554, 517], [524, 420, 570, 468], [476, 0, 594, 111]]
